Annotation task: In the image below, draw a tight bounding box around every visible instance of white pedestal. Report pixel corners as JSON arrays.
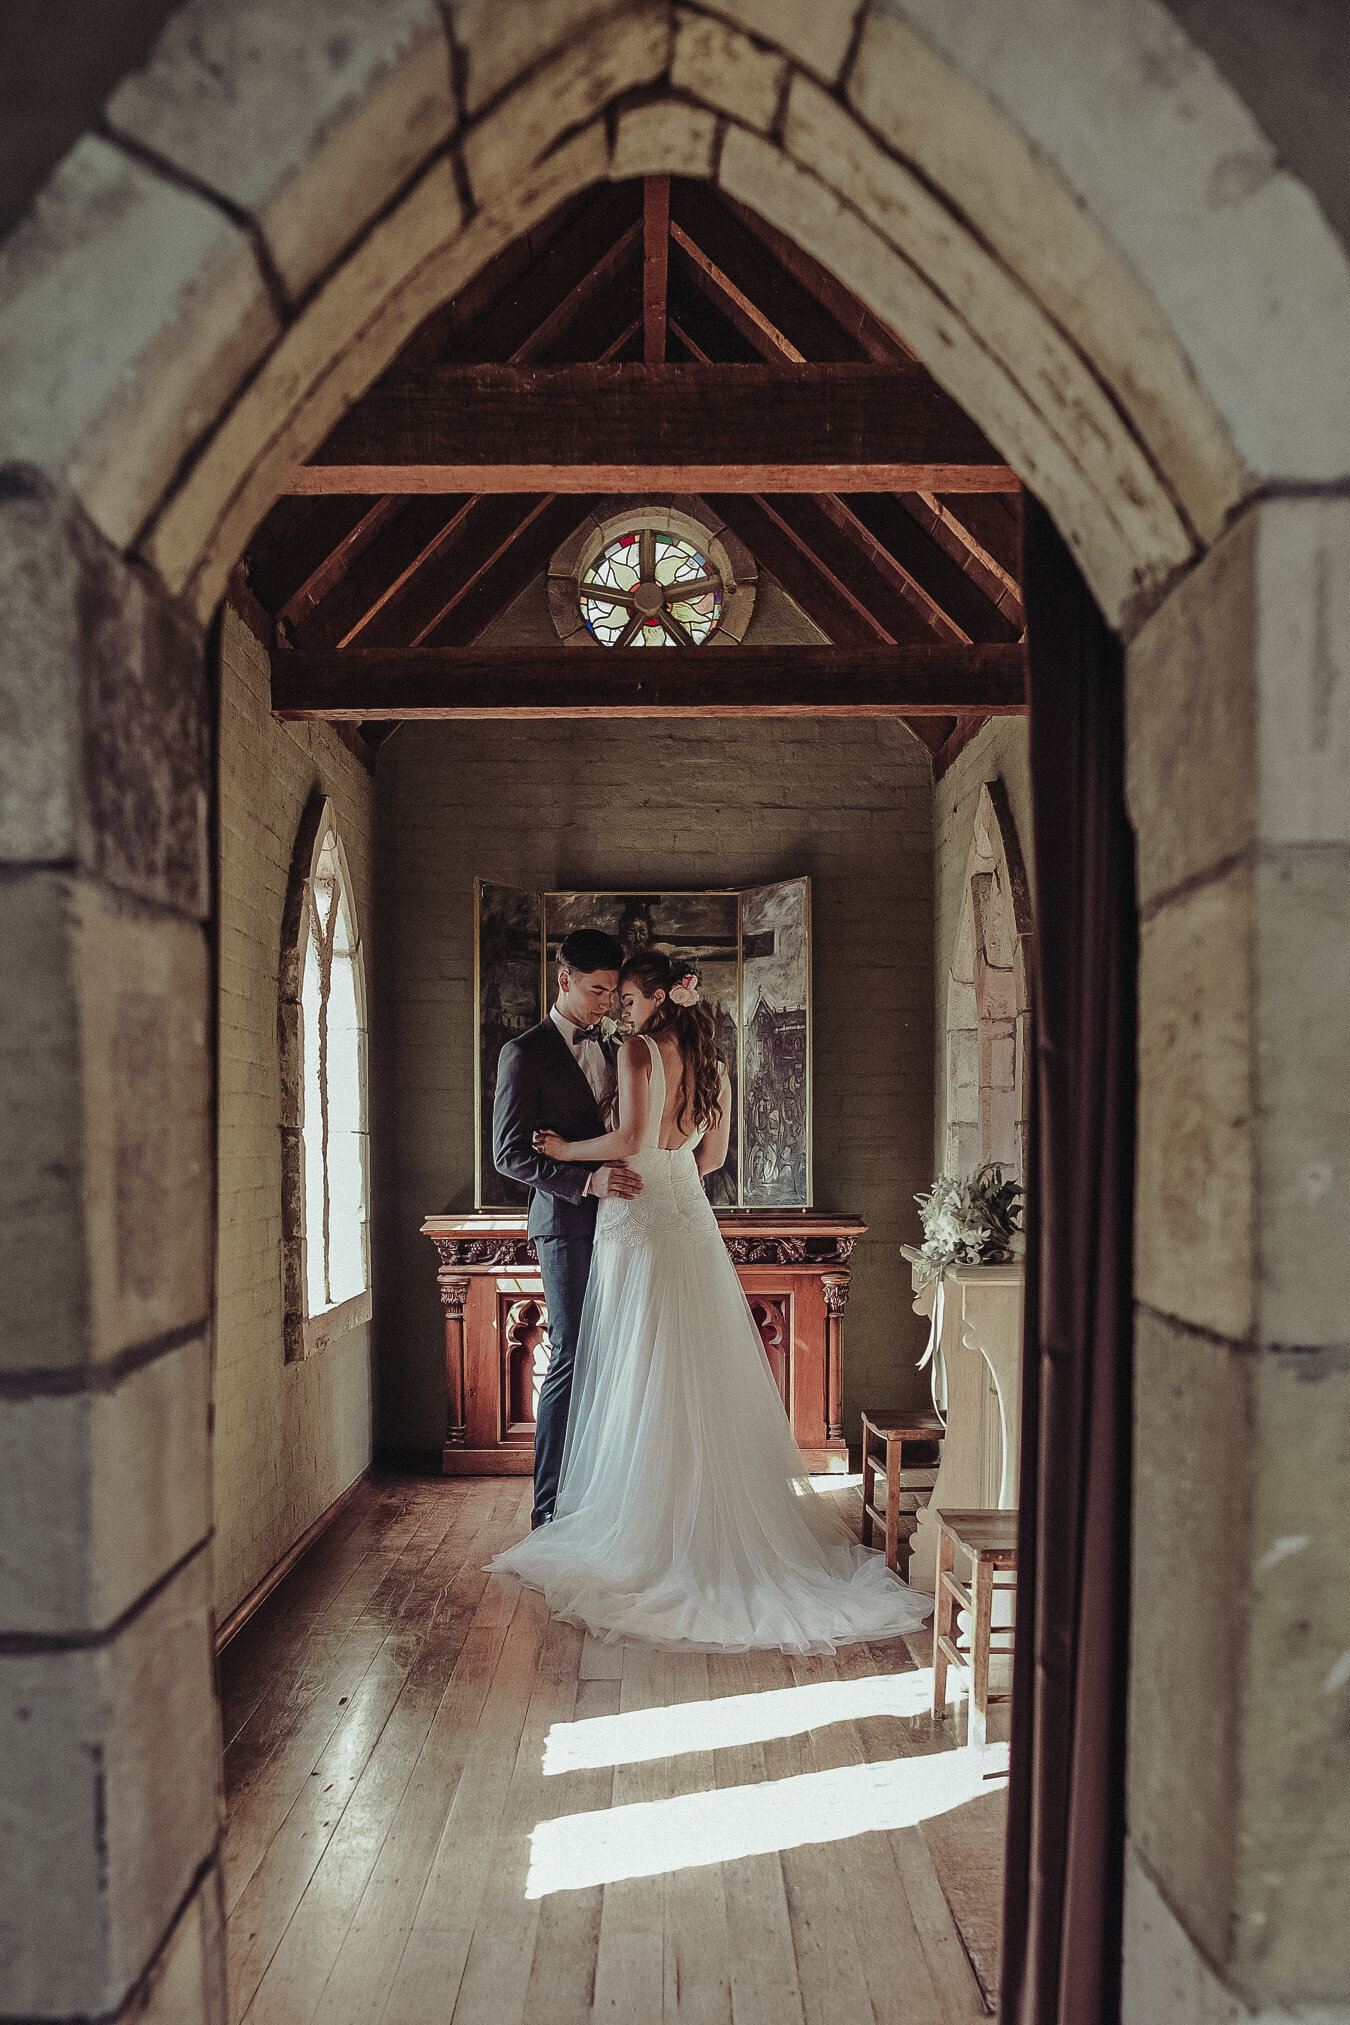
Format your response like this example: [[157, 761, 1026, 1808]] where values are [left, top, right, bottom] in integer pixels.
[[903, 1250, 1024, 1604]]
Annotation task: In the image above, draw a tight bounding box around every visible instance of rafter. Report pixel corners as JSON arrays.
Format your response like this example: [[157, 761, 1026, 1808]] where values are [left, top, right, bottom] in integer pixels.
[[356, 496, 556, 650], [438, 184, 642, 364], [289, 495, 475, 650], [932, 492, 1024, 598], [246, 496, 387, 617], [270, 644, 1028, 720], [707, 494, 894, 646], [834, 494, 1022, 643], [274, 497, 404, 630], [673, 183, 875, 363], [717, 191, 914, 363], [665, 263, 763, 363], [757, 495, 948, 644], [427, 495, 599, 648], [669, 219, 805, 364], [934, 712, 993, 778], [510, 219, 641, 365], [811, 493, 967, 644], [907, 492, 1024, 626]]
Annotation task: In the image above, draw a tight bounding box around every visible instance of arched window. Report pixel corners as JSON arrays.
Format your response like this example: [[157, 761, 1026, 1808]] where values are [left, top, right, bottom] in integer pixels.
[[280, 797, 371, 1361], [944, 781, 1033, 1183]]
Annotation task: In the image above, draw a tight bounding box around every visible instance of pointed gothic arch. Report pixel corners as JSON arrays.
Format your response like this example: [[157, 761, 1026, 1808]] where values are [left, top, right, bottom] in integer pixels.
[[2, 6, 1347, 2021]]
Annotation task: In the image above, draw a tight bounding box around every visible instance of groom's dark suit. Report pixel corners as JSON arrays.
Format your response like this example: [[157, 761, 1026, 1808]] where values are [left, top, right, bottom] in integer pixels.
[[493, 1018, 610, 1527]]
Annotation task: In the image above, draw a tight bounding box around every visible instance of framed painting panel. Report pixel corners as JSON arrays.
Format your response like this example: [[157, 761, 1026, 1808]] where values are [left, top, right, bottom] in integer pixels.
[[740, 878, 812, 1208], [475, 880, 544, 1208]]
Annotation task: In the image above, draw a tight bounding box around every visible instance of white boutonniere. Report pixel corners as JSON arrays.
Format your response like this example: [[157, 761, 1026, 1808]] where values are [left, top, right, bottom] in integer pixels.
[[600, 1014, 633, 1046]]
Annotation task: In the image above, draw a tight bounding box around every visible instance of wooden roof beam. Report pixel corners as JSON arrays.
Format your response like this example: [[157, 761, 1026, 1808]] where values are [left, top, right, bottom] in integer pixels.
[[270, 643, 1028, 720], [644, 176, 669, 364], [290, 364, 1016, 494]]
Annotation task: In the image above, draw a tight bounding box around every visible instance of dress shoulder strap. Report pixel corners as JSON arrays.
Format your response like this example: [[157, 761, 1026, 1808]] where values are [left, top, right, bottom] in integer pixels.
[[640, 1033, 664, 1150]]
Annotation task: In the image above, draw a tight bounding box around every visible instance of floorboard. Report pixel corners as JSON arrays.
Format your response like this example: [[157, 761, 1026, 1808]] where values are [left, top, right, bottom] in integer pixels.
[[222, 1475, 1005, 2023]]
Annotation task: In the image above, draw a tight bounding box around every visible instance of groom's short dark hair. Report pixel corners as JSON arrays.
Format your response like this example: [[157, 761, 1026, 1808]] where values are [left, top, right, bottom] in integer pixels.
[[557, 929, 624, 974]]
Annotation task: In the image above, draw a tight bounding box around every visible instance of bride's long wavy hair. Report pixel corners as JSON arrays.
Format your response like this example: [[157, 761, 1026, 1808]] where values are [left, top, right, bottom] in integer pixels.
[[620, 950, 725, 1135]]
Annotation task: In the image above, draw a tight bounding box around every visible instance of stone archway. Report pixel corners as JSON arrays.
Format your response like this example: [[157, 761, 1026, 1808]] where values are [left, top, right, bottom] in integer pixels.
[[945, 780, 1034, 1181], [2, 6, 1348, 2020]]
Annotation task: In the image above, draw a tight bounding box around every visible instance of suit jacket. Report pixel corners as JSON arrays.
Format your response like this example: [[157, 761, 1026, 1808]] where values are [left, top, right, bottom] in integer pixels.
[[492, 1018, 607, 1241]]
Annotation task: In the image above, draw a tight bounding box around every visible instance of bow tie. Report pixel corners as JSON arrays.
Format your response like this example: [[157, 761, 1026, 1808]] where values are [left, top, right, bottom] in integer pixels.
[[571, 1023, 604, 1045]]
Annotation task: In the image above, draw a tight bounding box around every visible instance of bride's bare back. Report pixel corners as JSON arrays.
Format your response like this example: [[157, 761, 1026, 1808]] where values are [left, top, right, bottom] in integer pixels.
[[641, 1030, 735, 1152], [648, 1030, 703, 1149]]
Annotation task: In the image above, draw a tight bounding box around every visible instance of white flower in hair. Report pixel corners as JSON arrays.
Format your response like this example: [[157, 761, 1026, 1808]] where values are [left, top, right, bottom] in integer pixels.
[[668, 972, 700, 1006]]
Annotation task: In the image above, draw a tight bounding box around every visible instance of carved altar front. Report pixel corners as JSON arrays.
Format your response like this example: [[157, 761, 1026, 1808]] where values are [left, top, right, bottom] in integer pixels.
[[420, 1212, 865, 1476]]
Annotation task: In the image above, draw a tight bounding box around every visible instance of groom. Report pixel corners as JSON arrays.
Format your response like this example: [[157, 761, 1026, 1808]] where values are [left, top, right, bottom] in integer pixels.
[[493, 929, 642, 1528]]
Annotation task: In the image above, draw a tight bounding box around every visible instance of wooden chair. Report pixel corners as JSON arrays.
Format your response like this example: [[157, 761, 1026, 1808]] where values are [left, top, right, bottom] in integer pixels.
[[859, 1408, 945, 1579], [932, 1508, 1018, 1745]]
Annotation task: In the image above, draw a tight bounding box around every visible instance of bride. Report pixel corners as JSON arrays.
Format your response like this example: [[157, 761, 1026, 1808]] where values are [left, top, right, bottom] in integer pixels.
[[489, 950, 931, 1653]]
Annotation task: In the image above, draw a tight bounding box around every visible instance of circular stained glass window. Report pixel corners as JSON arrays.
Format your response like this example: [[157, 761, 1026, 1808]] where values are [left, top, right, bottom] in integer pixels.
[[580, 527, 723, 647]]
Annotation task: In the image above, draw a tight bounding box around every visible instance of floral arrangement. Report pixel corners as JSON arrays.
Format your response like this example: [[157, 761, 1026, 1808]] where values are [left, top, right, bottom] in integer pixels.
[[915, 1163, 1024, 1272], [669, 970, 701, 1006]]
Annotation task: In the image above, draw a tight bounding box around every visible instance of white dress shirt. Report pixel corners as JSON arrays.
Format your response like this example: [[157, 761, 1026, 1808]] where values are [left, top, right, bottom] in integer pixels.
[[550, 1006, 616, 1117]]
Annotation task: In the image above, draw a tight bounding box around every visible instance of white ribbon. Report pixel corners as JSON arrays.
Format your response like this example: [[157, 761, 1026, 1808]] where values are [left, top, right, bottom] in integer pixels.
[[917, 1271, 943, 1370], [916, 1273, 947, 1425]]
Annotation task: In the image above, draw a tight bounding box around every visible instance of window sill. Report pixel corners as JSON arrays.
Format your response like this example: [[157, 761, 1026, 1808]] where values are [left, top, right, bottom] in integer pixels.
[[297, 1289, 373, 1361]]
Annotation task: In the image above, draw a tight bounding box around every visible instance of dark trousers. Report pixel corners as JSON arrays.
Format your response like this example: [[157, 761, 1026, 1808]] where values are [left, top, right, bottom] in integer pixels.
[[532, 1234, 593, 1527]]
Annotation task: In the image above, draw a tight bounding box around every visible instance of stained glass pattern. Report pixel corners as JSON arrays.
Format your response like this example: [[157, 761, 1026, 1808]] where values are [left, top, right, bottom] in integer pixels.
[[580, 527, 722, 646]]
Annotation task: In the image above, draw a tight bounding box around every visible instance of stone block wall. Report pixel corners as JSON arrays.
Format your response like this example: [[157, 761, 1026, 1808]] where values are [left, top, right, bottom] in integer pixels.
[[931, 718, 1034, 1177], [0, 467, 224, 2019], [1122, 499, 1350, 2011], [214, 603, 373, 1619], [373, 715, 936, 1453]]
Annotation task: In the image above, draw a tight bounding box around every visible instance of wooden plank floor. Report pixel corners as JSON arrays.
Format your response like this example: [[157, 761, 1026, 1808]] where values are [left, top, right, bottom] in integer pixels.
[[220, 1475, 1003, 2023]]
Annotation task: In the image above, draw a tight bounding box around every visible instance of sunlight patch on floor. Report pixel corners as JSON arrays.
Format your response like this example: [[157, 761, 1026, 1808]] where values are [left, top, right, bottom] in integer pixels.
[[543, 1668, 957, 1775], [527, 1744, 1008, 1897]]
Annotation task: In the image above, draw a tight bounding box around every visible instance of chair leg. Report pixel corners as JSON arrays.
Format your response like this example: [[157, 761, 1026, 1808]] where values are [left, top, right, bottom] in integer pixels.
[[932, 1527, 953, 1719], [884, 1438, 900, 1574], [860, 1435, 875, 1547], [970, 1554, 993, 1749]]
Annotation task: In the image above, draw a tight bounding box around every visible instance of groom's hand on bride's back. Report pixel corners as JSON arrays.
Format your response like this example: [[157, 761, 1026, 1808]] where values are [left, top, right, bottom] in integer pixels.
[[591, 1161, 642, 1200]]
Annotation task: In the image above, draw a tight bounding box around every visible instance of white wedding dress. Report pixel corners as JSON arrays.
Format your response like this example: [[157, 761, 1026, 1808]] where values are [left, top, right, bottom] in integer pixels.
[[490, 1035, 931, 1653]]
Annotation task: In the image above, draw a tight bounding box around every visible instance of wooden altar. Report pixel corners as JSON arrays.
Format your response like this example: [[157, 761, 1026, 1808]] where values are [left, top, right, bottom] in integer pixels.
[[419, 1212, 865, 1476]]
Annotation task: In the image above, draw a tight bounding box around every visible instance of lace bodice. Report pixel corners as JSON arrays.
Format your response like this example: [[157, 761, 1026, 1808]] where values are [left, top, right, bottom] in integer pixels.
[[595, 1035, 714, 1251]]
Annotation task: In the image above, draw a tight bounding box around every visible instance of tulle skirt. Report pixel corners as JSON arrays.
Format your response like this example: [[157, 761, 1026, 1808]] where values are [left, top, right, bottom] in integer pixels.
[[489, 1149, 932, 1654]]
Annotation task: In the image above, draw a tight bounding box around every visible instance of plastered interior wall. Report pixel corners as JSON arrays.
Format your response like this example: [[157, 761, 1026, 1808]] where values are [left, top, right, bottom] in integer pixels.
[[215, 601, 374, 1617], [932, 718, 1034, 1177], [373, 705, 938, 1454]]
